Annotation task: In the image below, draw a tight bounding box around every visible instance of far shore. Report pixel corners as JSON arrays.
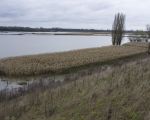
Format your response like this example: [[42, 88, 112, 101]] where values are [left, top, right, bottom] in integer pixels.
[[0, 31, 111, 36], [0, 31, 134, 37]]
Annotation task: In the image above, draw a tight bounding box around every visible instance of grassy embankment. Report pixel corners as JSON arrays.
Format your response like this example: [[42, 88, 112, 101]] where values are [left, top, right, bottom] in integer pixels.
[[0, 52, 150, 120], [0, 43, 148, 77]]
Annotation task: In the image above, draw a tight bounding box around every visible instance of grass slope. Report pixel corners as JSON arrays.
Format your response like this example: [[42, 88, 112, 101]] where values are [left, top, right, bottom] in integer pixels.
[[1, 54, 150, 120]]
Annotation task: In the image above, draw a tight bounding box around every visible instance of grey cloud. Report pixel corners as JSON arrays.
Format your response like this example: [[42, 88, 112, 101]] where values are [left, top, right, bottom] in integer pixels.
[[0, 0, 150, 30]]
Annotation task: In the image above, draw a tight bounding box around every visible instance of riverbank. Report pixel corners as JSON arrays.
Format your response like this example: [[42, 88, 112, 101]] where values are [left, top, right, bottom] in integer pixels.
[[1, 51, 150, 120], [0, 42, 148, 77]]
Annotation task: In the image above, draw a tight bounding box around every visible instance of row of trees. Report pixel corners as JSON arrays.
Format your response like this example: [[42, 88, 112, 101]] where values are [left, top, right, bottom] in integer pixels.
[[0, 26, 109, 32]]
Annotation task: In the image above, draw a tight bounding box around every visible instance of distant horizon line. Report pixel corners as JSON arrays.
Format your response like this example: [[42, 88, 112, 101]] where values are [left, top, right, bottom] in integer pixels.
[[0, 26, 146, 32]]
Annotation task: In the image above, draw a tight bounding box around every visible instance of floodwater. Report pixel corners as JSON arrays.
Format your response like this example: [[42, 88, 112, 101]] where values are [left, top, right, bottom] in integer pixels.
[[0, 32, 128, 58]]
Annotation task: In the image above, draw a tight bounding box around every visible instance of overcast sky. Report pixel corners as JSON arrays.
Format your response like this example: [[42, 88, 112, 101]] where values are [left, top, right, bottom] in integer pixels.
[[0, 0, 150, 30]]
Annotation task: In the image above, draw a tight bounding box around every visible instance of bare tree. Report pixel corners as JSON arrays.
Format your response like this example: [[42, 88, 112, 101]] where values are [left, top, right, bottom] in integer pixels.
[[146, 25, 150, 38], [146, 25, 150, 54], [112, 13, 125, 45]]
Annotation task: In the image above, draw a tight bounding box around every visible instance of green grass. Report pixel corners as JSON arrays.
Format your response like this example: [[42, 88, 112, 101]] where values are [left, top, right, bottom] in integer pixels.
[[1, 54, 150, 120], [0, 43, 148, 77]]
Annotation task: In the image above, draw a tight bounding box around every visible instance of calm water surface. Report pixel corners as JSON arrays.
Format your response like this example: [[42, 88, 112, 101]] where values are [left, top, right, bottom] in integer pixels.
[[0, 33, 128, 58]]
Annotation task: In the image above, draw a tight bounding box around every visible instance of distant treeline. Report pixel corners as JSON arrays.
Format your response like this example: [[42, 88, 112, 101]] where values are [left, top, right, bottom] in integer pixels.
[[0, 26, 111, 32], [0, 26, 137, 33]]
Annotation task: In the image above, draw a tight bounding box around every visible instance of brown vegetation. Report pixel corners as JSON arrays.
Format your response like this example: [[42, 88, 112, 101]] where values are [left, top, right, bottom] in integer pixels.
[[0, 54, 150, 120], [0, 43, 148, 77]]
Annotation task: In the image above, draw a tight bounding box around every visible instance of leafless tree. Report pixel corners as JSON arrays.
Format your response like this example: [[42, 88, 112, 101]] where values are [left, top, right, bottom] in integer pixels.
[[146, 25, 150, 38], [112, 13, 125, 45], [147, 25, 150, 54]]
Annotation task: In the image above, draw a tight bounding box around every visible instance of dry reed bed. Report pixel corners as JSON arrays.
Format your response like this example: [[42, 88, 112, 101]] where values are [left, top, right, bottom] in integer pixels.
[[0, 54, 150, 120], [0, 43, 148, 76]]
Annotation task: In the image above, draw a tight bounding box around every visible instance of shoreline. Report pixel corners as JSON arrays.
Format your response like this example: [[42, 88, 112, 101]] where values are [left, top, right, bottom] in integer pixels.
[[0, 43, 148, 77], [0, 31, 133, 37]]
